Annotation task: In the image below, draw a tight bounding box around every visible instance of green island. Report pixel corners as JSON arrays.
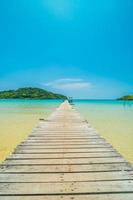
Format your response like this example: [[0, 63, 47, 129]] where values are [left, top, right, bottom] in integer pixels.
[[0, 87, 67, 99], [117, 95, 133, 100]]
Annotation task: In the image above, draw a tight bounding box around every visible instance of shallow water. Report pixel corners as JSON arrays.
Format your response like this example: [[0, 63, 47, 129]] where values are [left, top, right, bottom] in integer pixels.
[[0, 99, 133, 164], [0, 99, 62, 162], [74, 100, 133, 164]]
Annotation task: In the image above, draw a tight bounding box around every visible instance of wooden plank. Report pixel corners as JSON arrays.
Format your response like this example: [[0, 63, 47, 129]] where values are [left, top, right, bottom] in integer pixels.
[[16, 144, 111, 149], [8, 152, 119, 159], [29, 131, 99, 133], [27, 135, 101, 138], [23, 139, 106, 143], [32, 132, 96, 134], [14, 148, 120, 153], [20, 142, 109, 146], [16, 145, 113, 150], [20, 139, 108, 143], [3, 157, 126, 165], [28, 136, 101, 138], [0, 181, 133, 195], [1, 194, 133, 200], [0, 163, 131, 173], [0, 172, 132, 183]]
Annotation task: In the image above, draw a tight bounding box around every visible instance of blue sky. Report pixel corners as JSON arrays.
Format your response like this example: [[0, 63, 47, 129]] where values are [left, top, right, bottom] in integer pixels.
[[0, 0, 132, 99]]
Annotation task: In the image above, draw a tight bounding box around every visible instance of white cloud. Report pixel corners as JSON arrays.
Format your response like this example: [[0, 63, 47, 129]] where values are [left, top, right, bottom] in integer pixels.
[[43, 78, 92, 90]]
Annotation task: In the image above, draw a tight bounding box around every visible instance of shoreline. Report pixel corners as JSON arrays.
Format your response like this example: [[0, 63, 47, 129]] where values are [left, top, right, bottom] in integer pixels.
[[0, 99, 133, 164]]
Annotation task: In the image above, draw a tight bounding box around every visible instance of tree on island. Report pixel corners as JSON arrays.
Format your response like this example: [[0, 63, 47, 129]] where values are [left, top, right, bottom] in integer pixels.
[[117, 95, 133, 100], [0, 87, 67, 99]]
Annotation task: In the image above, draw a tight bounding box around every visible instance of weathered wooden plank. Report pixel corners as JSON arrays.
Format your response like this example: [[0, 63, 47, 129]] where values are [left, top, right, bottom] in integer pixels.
[[20, 138, 108, 143], [0, 172, 132, 183], [23, 140, 106, 143], [14, 148, 120, 153], [20, 142, 107, 146], [27, 135, 101, 138], [16, 144, 112, 149], [31, 130, 95, 132], [3, 157, 126, 165], [8, 152, 119, 159], [30, 133, 98, 136], [16, 146, 113, 150], [0, 181, 133, 195], [31, 130, 97, 132], [29, 133, 99, 137], [1, 194, 133, 200], [29, 132, 98, 134], [23, 140, 106, 144], [0, 163, 131, 173]]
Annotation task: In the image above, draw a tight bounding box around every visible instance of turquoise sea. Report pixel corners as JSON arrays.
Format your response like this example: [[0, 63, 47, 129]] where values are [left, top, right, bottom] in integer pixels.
[[0, 99, 133, 164], [74, 99, 133, 164]]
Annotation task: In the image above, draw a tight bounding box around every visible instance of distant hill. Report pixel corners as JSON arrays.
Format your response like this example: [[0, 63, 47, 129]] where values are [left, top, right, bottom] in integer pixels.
[[117, 95, 133, 100], [0, 87, 67, 99]]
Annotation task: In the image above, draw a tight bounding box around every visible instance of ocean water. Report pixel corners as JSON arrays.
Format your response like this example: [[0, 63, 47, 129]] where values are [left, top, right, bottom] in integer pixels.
[[0, 99, 133, 164], [73, 100, 133, 164]]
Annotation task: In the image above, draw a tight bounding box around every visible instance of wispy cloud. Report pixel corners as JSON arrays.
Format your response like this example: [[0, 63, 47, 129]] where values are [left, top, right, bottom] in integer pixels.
[[43, 78, 92, 90]]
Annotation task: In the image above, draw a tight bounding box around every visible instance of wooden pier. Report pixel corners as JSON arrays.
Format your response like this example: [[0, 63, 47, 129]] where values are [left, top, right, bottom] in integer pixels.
[[0, 100, 133, 199]]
